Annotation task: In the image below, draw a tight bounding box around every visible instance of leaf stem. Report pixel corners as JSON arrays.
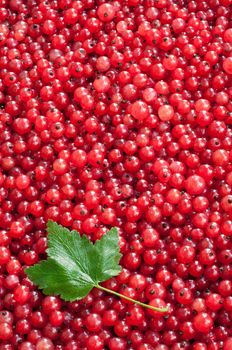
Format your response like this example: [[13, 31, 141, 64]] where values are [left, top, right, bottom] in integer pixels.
[[96, 284, 168, 313]]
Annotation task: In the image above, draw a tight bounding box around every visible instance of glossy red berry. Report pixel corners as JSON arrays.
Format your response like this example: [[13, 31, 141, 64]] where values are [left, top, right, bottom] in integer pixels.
[[0, 323, 13, 340], [131, 101, 149, 121], [97, 4, 116, 22], [185, 176, 206, 195], [193, 313, 213, 333]]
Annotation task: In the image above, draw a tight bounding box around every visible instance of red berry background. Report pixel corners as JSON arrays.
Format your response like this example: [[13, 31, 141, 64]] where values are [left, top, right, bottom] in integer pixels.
[[0, 0, 232, 349]]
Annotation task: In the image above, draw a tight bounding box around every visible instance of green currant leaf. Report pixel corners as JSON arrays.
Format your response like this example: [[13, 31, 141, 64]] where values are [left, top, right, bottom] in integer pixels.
[[26, 220, 122, 301], [94, 227, 122, 280], [26, 258, 93, 301]]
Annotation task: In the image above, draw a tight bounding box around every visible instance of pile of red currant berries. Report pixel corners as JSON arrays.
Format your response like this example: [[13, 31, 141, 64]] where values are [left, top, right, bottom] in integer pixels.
[[0, 0, 232, 349]]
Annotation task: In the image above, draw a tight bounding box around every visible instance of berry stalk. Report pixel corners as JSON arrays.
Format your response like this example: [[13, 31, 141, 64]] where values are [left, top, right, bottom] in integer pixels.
[[96, 284, 168, 313]]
